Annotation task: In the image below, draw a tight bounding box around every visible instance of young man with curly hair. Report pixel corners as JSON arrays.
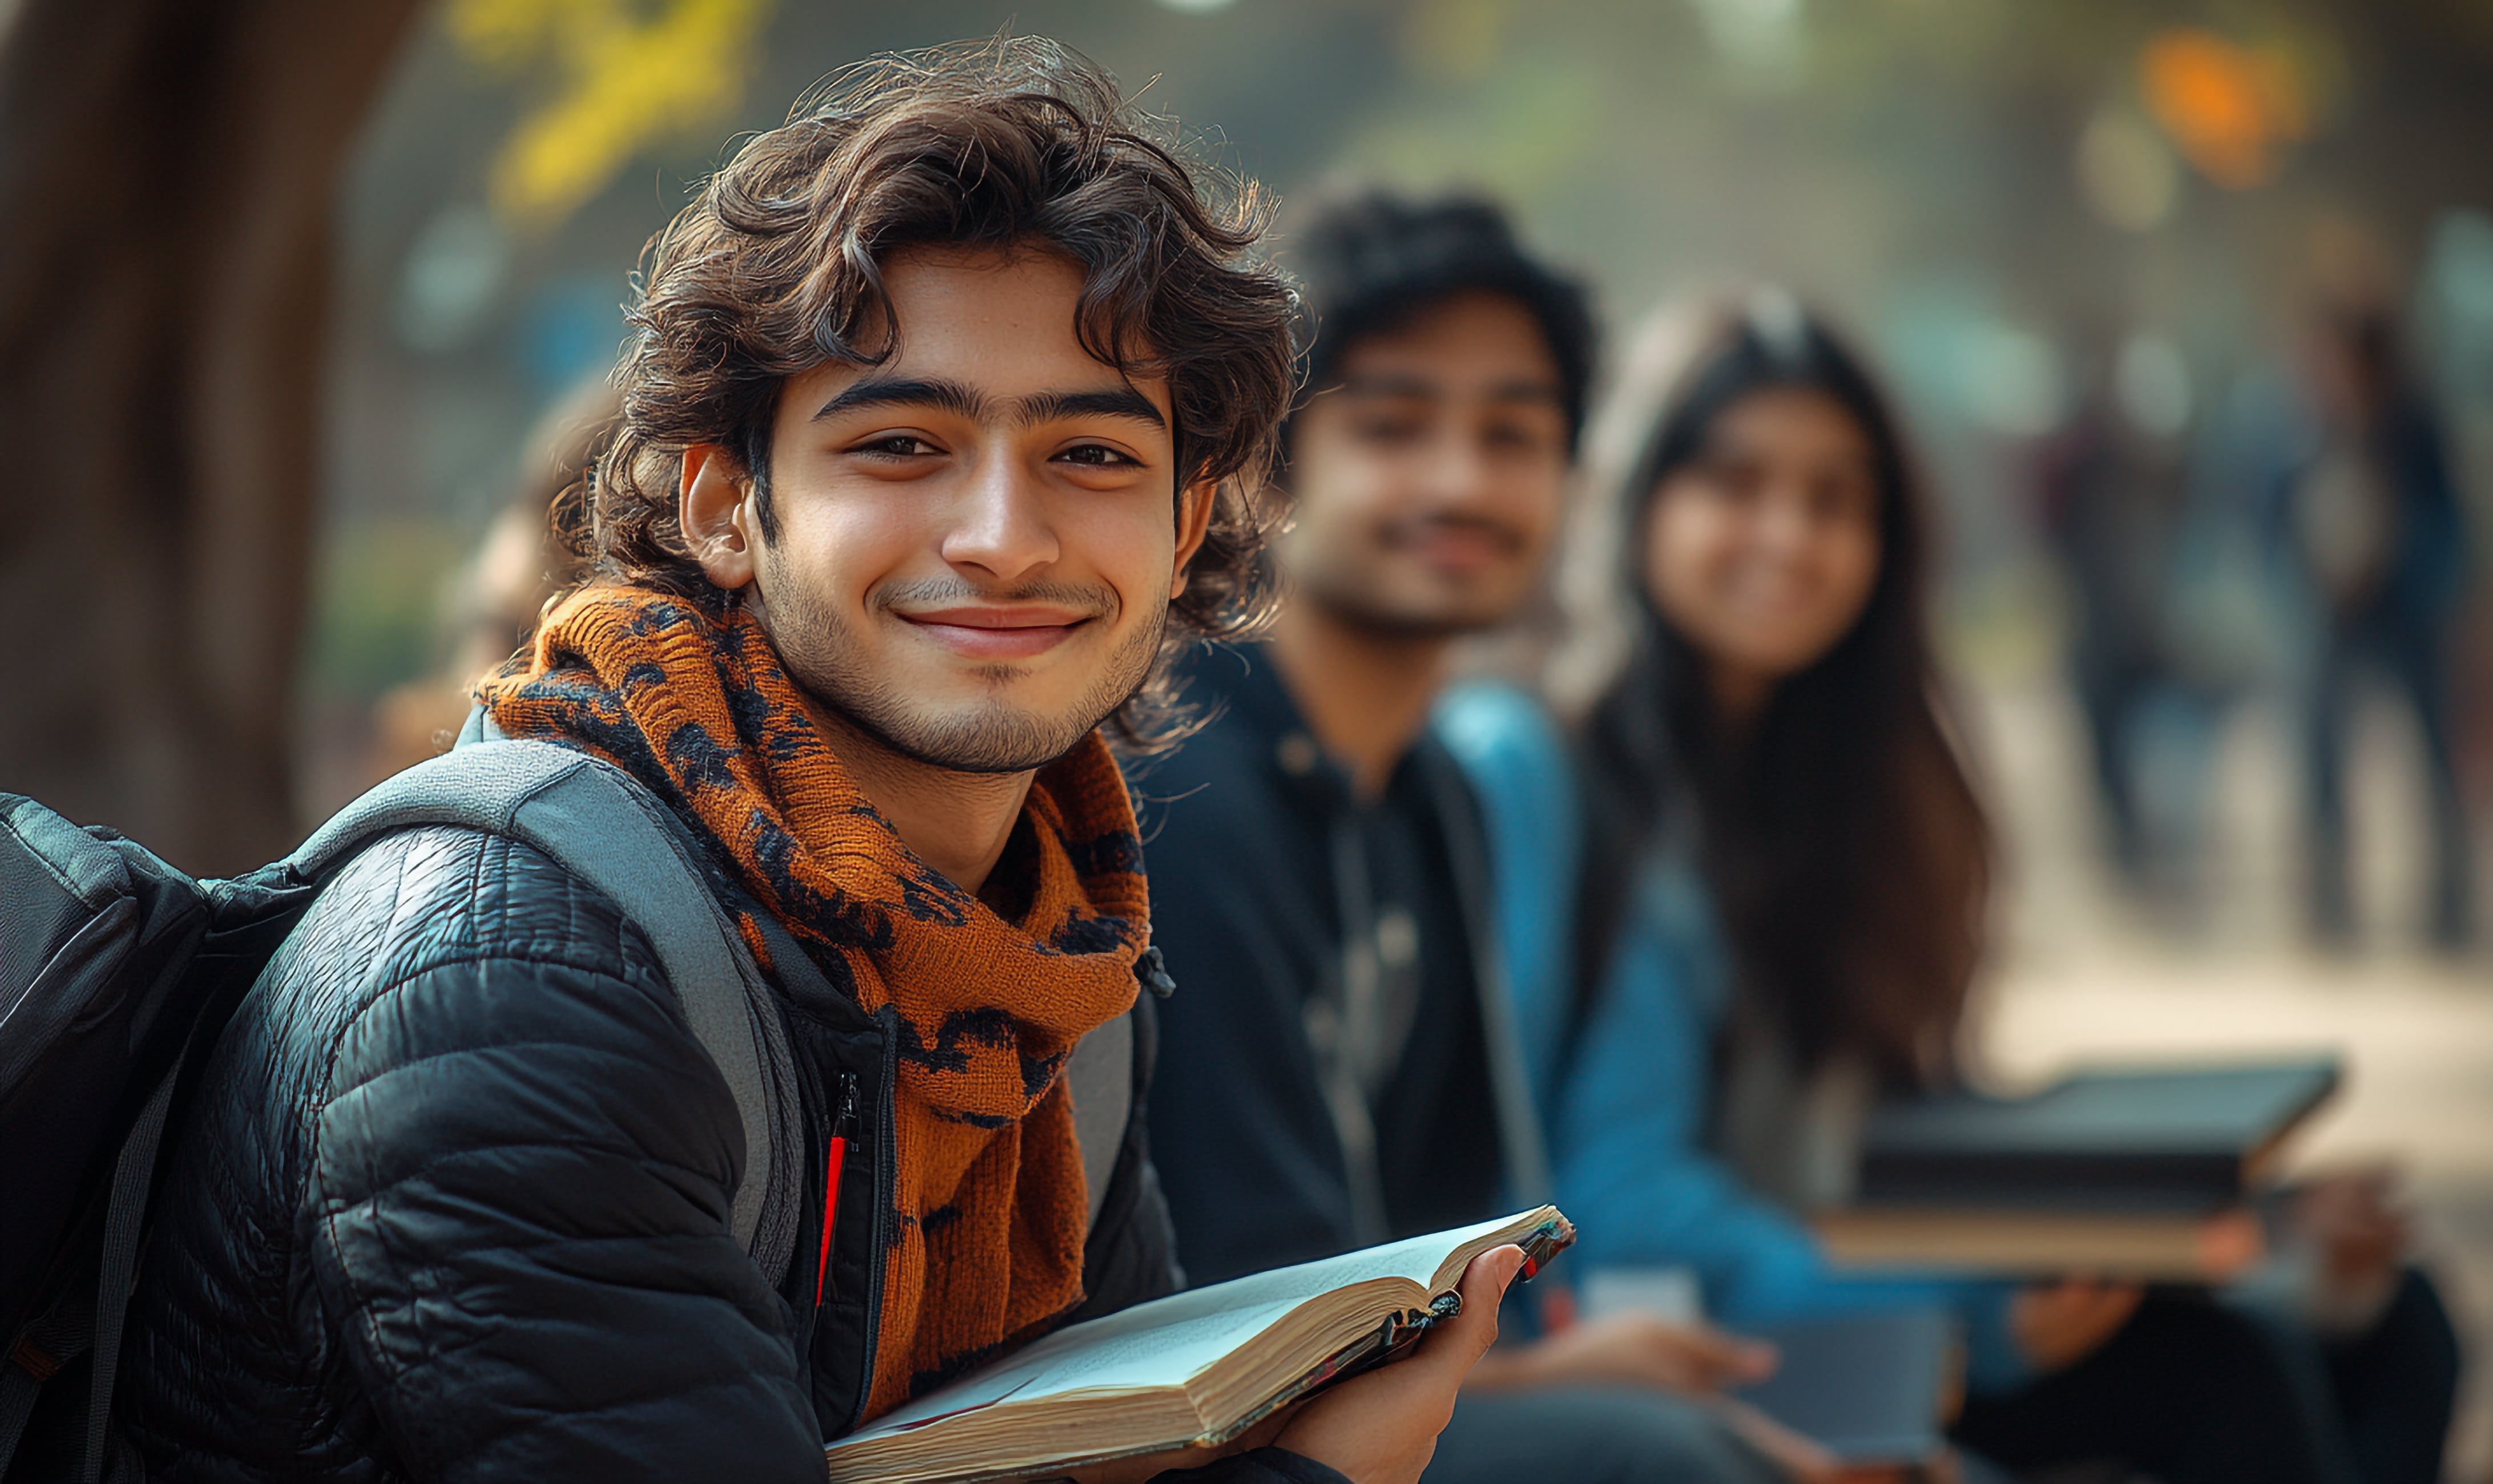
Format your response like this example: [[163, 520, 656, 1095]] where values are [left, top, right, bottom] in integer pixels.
[[118, 42, 1516, 1484]]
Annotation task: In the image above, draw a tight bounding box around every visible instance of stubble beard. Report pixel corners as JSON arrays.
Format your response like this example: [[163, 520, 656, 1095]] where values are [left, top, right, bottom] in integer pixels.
[[754, 578, 1166, 775], [1286, 517, 1534, 641], [1294, 557, 1513, 642]]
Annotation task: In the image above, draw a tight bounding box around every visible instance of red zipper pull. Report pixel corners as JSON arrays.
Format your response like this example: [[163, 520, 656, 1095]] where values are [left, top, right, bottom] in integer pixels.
[[814, 1074, 860, 1308]]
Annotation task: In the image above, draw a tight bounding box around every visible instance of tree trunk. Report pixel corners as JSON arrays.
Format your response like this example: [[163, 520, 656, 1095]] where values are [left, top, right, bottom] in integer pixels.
[[0, 0, 425, 874]]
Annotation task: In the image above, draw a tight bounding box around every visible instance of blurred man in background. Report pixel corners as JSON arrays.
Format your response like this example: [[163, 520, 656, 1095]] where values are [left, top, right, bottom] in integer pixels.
[[1137, 193, 1806, 1484]]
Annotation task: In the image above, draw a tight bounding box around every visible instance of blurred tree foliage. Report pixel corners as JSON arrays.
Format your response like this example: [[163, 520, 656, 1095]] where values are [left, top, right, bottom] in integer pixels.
[[449, 0, 777, 227], [303, 520, 474, 706]]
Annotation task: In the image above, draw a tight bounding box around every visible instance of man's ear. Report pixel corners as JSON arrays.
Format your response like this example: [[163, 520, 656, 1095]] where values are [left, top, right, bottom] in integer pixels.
[[681, 443, 759, 589], [1169, 477, 1220, 600]]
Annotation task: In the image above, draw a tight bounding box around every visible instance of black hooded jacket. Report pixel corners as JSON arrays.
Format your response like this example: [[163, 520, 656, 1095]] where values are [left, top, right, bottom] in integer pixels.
[[119, 821, 1345, 1483]]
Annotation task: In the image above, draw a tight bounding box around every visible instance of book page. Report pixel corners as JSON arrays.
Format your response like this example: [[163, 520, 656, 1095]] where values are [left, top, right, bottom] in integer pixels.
[[841, 1210, 1540, 1445], [1150, 1209, 1532, 1318], [848, 1295, 1310, 1440]]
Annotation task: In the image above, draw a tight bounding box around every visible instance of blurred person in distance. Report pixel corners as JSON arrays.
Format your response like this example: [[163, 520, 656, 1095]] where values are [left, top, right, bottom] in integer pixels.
[[1136, 195, 1827, 1483], [361, 379, 613, 781], [2031, 332, 2207, 910], [2274, 298, 2474, 952], [1441, 292, 2462, 1484]]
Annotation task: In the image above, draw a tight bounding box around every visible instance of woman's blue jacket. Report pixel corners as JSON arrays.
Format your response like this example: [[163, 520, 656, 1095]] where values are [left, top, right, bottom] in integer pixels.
[[1433, 681, 2025, 1392]]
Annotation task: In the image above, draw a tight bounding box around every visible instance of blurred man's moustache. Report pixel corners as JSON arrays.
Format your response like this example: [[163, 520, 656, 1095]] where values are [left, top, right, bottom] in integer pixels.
[[1389, 514, 1526, 549]]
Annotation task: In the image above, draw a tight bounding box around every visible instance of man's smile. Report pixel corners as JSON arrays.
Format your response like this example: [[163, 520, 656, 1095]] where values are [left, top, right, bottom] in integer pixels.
[[891, 603, 1098, 659], [1379, 515, 1529, 577]]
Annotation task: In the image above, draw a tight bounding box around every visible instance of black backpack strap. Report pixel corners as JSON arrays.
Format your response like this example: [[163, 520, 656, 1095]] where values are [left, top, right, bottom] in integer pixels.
[[0, 1025, 195, 1484], [76, 1053, 179, 1483], [287, 739, 802, 1281], [0, 1311, 64, 1471]]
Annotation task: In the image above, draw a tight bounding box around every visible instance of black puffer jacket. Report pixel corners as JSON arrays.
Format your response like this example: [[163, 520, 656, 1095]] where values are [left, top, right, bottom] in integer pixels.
[[122, 824, 1345, 1484]]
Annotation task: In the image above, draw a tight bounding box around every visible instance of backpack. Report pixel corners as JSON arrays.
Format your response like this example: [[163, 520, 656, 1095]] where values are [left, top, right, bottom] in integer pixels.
[[0, 735, 806, 1482], [3, 726, 1145, 1482]]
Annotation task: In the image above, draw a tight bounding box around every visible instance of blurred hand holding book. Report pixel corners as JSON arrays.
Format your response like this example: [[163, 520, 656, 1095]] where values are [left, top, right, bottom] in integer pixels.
[[1574, 1274, 1957, 1471], [1814, 1057, 2341, 1279]]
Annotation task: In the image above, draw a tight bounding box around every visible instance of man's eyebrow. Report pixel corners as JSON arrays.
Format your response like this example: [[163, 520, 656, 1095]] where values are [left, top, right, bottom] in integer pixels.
[[811, 375, 988, 422], [811, 377, 1165, 432], [1487, 377, 1565, 402], [1017, 387, 1166, 430], [1334, 371, 1565, 408], [1334, 371, 1441, 401]]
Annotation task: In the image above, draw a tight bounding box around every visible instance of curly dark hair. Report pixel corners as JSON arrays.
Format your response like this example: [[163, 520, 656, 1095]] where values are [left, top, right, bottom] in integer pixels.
[[1285, 191, 1598, 458], [572, 35, 1298, 750]]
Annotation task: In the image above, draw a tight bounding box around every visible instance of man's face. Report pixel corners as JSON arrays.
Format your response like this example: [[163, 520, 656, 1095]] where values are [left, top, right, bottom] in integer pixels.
[[1277, 291, 1571, 636], [711, 246, 1208, 773]]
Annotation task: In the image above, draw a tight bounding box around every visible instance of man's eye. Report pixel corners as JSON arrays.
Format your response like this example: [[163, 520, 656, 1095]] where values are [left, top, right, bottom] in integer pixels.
[[1057, 443, 1140, 467], [1352, 417, 1427, 444], [1482, 421, 1548, 452], [856, 435, 939, 458]]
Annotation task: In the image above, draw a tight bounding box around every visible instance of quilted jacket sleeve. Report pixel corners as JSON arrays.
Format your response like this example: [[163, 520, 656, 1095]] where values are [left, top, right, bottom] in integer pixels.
[[299, 834, 821, 1482]]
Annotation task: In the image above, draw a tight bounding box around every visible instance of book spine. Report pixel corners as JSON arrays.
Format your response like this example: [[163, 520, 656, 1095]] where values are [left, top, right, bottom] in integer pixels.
[[1854, 1150, 2246, 1210]]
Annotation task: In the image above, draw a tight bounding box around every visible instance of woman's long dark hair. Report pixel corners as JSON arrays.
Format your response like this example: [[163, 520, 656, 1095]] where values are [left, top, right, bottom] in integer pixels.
[[1575, 299, 1990, 1087]]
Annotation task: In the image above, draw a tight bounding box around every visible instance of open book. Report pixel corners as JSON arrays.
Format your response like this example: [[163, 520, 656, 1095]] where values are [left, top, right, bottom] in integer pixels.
[[823, 1207, 1574, 1484]]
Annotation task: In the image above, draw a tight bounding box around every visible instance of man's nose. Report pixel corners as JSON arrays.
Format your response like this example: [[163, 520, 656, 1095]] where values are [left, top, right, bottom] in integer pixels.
[[941, 455, 1061, 583], [1421, 430, 1500, 508]]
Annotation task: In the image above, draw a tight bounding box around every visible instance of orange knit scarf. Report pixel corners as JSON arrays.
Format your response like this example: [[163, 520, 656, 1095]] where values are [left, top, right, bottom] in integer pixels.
[[477, 585, 1146, 1418]]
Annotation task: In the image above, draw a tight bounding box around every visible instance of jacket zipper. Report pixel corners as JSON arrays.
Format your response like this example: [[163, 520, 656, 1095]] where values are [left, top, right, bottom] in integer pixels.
[[839, 1010, 902, 1436], [813, 1074, 860, 1307], [1321, 813, 1393, 1247], [1419, 746, 1556, 1207]]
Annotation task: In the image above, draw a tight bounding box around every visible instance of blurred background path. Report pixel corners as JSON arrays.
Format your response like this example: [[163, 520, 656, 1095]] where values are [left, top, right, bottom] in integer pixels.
[[1973, 677, 2493, 1481]]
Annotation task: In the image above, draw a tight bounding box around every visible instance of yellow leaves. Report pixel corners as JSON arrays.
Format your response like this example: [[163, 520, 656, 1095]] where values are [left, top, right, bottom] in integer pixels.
[[1399, 0, 1511, 83], [447, 0, 776, 228]]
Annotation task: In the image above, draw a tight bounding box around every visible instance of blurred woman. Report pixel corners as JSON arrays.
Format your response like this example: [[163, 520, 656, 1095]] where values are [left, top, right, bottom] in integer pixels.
[[1440, 292, 2459, 1484]]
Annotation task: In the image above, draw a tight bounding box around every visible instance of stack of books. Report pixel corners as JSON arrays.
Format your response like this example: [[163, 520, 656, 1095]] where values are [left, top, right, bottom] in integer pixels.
[[1813, 1057, 2341, 1280]]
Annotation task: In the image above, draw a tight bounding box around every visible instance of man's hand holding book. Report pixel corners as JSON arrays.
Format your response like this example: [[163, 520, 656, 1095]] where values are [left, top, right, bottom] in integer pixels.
[[1050, 1246, 1527, 1484]]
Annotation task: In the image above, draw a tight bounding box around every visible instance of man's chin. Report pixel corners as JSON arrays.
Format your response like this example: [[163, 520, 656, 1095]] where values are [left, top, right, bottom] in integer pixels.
[[821, 693, 1111, 775], [771, 603, 1164, 775], [1329, 594, 1515, 640]]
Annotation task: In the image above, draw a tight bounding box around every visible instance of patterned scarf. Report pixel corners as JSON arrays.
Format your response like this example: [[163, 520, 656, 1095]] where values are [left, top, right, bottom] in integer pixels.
[[477, 584, 1147, 1418]]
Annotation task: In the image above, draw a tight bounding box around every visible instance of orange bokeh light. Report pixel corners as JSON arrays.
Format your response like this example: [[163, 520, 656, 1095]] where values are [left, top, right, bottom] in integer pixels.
[[2140, 29, 2308, 189]]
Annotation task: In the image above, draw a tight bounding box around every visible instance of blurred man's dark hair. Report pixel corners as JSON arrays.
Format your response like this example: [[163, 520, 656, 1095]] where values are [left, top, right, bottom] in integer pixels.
[[1286, 192, 1597, 457]]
